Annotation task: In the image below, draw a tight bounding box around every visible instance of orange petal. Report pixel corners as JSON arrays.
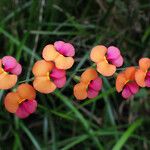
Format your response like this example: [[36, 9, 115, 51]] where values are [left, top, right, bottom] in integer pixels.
[[90, 45, 107, 63], [80, 68, 98, 83], [32, 60, 54, 77], [4, 92, 20, 113], [0, 73, 17, 90], [74, 82, 88, 100], [139, 58, 150, 72], [124, 67, 136, 80], [55, 55, 74, 69], [42, 44, 59, 61], [17, 83, 36, 101], [97, 61, 116, 76], [135, 69, 146, 87], [116, 73, 127, 92], [33, 76, 56, 94]]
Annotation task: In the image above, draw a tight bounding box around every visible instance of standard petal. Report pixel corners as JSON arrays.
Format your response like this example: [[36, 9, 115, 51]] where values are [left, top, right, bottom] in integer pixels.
[[55, 55, 74, 70], [88, 77, 102, 91], [53, 76, 66, 88], [2, 56, 17, 71], [107, 46, 121, 60], [116, 73, 127, 92], [42, 44, 59, 61], [32, 60, 54, 77], [17, 84, 36, 101], [0, 73, 17, 90], [74, 82, 88, 100], [124, 67, 136, 80], [135, 69, 146, 87], [90, 45, 107, 63], [4, 92, 20, 113], [87, 88, 99, 99], [80, 68, 98, 83], [97, 61, 116, 76], [139, 58, 150, 72], [10, 63, 22, 75], [33, 76, 56, 94]]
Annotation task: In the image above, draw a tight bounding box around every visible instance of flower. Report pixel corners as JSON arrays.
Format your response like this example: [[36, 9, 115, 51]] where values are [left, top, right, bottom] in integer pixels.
[[42, 41, 75, 70], [90, 45, 123, 76], [32, 59, 66, 93], [135, 58, 150, 87], [4, 83, 37, 119], [74, 68, 102, 100], [116, 67, 139, 99], [0, 56, 22, 89]]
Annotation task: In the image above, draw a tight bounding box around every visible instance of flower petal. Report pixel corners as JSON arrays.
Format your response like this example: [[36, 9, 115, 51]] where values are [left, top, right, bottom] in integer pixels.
[[10, 63, 22, 75], [135, 69, 146, 87], [32, 60, 54, 77], [42, 44, 59, 61], [17, 84, 36, 101], [50, 67, 66, 79], [145, 75, 150, 87], [80, 68, 98, 83], [2, 56, 17, 71], [55, 55, 74, 69], [128, 82, 139, 94], [87, 88, 99, 99], [53, 76, 66, 88], [109, 55, 124, 67], [97, 61, 116, 76], [16, 105, 29, 119], [74, 82, 87, 100], [23, 100, 37, 114], [33, 76, 56, 94], [139, 58, 150, 72], [88, 77, 102, 91], [0, 73, 17, 90], [122, 85, 132, 99], [124, 67, 136, 80], [4, 92, 20, 113], [107, 46, 121, 60], [90, 45, 107, 63]]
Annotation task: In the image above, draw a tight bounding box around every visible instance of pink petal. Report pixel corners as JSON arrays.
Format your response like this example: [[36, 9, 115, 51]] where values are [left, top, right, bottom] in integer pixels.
[[128, 82, 139, 94], [87, 88, 99, 99], [53, 76, 66, 88], [2, 56, 17, 71], [122, 85, 132, 99], [10, 63, 22, 75], [54, 41, 75, 57], [89, 77, 102, 91], [50, 67, 66, 79], [107, 46, 121, 60], [23, 100, 37, 114], [145, 76, 150, 87], [16, 104, 29, 119], [110, 55, 124, 67], [146, 71, 150, 77]]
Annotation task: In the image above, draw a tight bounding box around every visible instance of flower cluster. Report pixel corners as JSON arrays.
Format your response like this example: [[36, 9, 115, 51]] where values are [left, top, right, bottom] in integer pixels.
[[0, 41, 149, 119]]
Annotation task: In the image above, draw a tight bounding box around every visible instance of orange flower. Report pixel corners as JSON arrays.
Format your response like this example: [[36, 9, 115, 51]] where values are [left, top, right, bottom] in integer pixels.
[[42, 41, 75, 70], [116, 67, 139, 99], [0, 56, 22, 90], [32, 59, 66, 94], [135, 58, 150, 87], [74, 68, 102, 100], [4, 83, 37, 119], [90, 45, 123, 76]]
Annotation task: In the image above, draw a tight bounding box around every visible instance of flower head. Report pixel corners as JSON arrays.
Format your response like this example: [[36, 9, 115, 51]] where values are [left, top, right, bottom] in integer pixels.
[[0, 56, 22, 90], [42, 41, 75, 70], [135, 58, 150, 87], [74, 68, 102, 100], [116, 67, 139, 99], [32, 60, 66, 94], [4, 83, 37, 119], [90, 45, 123, 76]]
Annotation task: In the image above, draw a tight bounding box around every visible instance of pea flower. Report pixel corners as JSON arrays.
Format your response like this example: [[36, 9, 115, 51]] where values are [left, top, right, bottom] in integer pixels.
[[90, 45, 123, 76], [116, 67, 139, 99], [32, 59, 66, 94], [4, 83, 37, 119], [74, 68, 102, 100], [0, 56, 22, 89], [135, 58, 150, 87], [42, 41, 75, 70]]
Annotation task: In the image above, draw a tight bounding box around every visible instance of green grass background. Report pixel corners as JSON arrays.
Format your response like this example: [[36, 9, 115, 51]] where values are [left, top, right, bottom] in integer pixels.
[[0, 0, 150, 149]]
